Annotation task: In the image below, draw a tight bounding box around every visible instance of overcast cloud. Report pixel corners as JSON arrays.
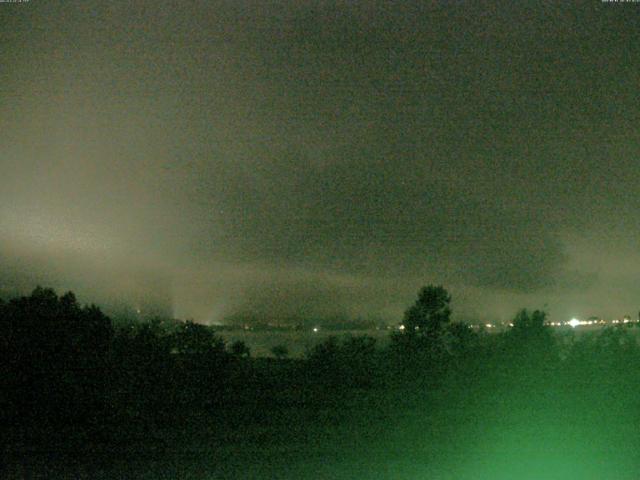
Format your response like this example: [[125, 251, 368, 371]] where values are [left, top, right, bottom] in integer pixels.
[[1, 1, 639, 323]]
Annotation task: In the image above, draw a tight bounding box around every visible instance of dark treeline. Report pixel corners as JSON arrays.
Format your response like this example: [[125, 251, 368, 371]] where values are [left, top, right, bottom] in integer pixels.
[[3, 285, 640, 479]]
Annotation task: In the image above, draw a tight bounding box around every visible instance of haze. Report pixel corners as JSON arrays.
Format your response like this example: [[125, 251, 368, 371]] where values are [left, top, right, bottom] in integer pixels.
[[2, 1, 639, 324]]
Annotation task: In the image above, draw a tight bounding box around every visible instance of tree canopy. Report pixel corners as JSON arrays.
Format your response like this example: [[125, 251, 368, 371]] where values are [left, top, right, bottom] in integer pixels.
[[403, 285, 452, 337]]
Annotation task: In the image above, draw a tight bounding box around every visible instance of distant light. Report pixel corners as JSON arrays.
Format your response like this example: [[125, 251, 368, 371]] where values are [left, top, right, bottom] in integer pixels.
[[485, 323, 493, 328], [313, 327, 319, 333], [399, 324, 405, 331], [568, 318, 580, 328]]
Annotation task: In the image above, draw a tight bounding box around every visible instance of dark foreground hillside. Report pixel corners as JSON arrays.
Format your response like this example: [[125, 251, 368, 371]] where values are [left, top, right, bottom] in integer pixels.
[[3, 288, 640, 479]]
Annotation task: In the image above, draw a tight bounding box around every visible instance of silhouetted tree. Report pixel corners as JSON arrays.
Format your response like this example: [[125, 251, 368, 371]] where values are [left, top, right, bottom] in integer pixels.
[[306, 336, 341, 384], [0, 286, 117, 443], [271, 344, 289, 359], [230, 340, 250, 357], [305, 335, 381, 388], [340, 335, 379, 387], [341, 335, 377, 359], [171, 321, 225, 355], [403, 285, 451, 337], [504, 308, 558, 378], [444, 322, 477, 356], [511, 308, 547, 334], [307, 335, 340, 362], [388, 286, 454, 381], [80, 303, 114, 354]]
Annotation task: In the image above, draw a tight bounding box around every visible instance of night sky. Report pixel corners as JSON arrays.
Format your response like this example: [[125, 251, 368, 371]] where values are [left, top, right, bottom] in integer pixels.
[[2, 1, 639, 324]]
